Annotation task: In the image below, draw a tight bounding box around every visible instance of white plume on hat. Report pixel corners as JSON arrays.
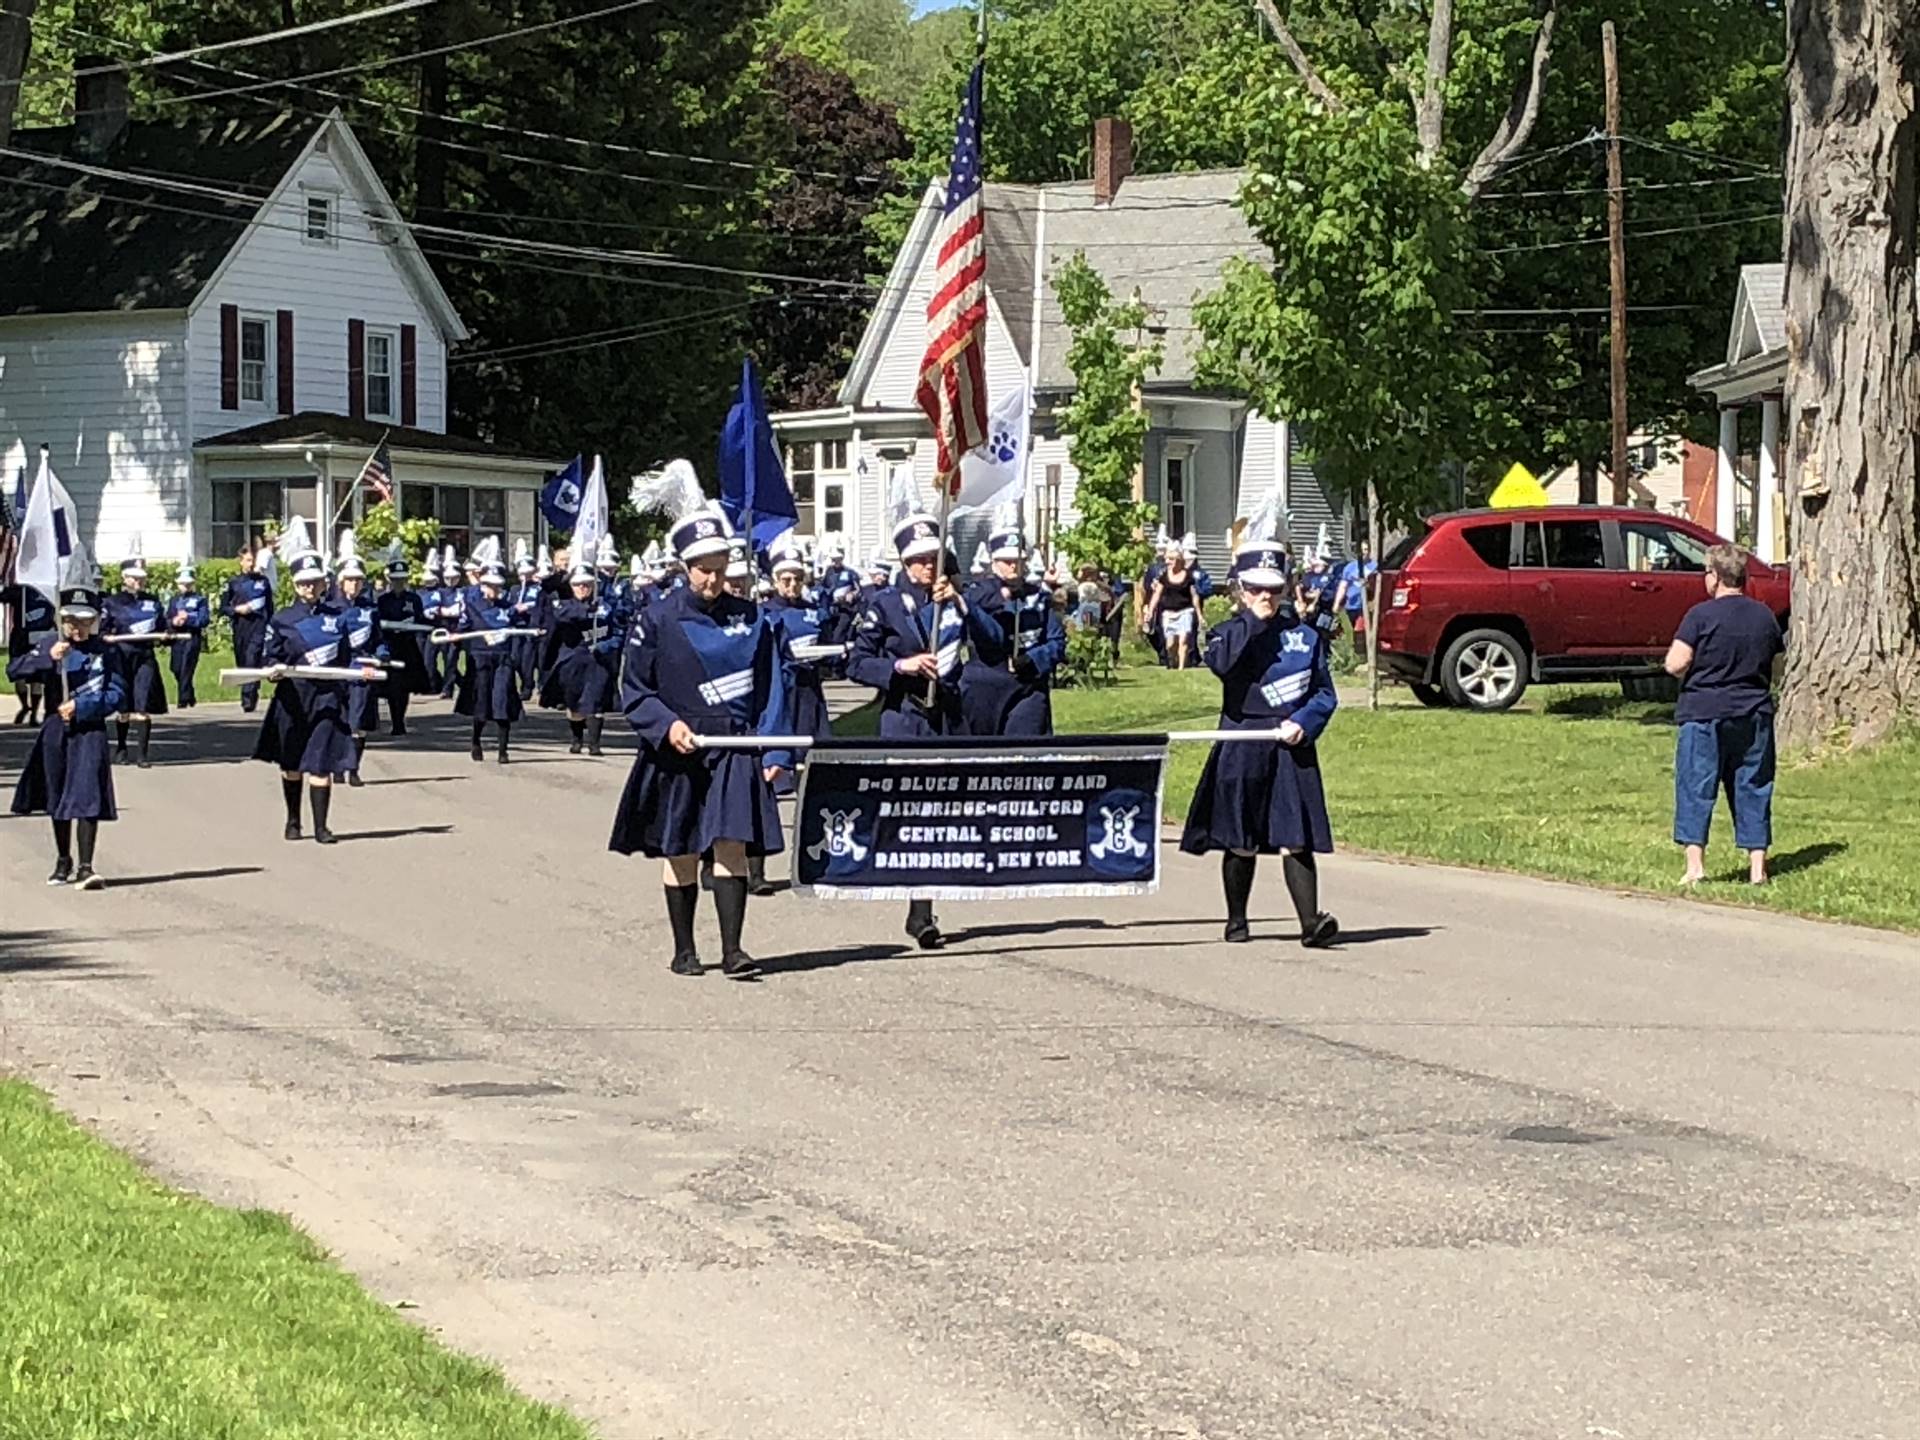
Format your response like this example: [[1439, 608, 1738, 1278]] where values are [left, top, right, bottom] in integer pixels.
[[441, 544, 460, 575], [1239, 486, 1289, 547], [594, 535, 619, 568], [630, 552, 645, 579], [1181, 530, 1198, 561], [63, 538, 98, 593], [630, 457, 706, 525], [277, 516, 316, 567], [886, 463, 926, 526], [336, 527, 365, 578], [121, 532, 146, 575], [536, 542, 552, 571], [970, 541, 989, 574], [512, 536, 531, 567], [470, 535, 503, 571]]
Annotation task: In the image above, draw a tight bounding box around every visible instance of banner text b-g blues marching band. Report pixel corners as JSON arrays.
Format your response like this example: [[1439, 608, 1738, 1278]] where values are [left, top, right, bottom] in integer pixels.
[[793, 739, 1166, 900]]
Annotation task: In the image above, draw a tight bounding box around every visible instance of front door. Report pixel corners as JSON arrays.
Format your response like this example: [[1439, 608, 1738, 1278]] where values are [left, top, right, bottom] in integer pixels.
[[1615, 517, 1710, 654]]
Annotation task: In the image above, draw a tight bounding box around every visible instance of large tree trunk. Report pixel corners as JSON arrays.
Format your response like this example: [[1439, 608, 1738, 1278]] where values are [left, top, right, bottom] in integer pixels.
[[0, 0, 39, 150], [1777, 0, 1920, 750]]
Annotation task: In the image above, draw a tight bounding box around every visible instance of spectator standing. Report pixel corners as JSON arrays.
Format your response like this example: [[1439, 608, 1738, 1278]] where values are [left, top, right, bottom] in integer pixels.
[[1663, 543, 1784, 888], [1334, 541, 1377, 647]]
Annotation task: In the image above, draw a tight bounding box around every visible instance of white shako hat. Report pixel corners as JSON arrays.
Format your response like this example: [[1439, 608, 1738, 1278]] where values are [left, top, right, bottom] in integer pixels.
[[988, 500, 1026, 561], [481, 561, 509, 587], [336, 528, 366, 581], [121, 533, 147, 579], [632, 458, 733, 565], [177, 554, 197, 584], [1231, 487, 1290, 589], [725, 536, 751, 581], [769, 534, 808, 576], [568, 563, 596, 585], [630, 551, 645, 579], [290, 551, 327, 585]]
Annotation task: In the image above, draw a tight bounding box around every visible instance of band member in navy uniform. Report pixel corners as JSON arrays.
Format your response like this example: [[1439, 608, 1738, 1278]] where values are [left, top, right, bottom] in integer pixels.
[[10, 594, 124, 889], [507, 547, 542, 699], [957, 514, 1067, 738], [1179, 530, 1339, 948], [764, 535, 831, 746], [456, 559, 525, 764], [333, 537, 386, 786], [613, 464, 793, 978], [5, 581, 56, 725], [375, 549, 429, 735], [254, 547, 382, 843], [847, 507, 967, 950], [221, 545, 275, 713], [165, 561, 210, 708], [101, 543, 167, 768], [539, 565, 624, 755], [435, 550, 465, 697]]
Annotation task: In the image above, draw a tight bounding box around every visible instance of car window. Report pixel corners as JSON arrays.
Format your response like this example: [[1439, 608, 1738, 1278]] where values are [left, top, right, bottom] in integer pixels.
[[1518, 520, 1605, 570], [1460, 523, 1512, 568], [1381, 533, 1423, 570], [1621, 520, 1706, 573]]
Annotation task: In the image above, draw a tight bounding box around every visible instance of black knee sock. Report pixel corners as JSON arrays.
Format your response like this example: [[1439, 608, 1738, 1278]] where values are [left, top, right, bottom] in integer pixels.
[[569, 718, 585, 744], [76, 819, 97, 868], [712, 875, 749, 956], [664, 883, 699, 956], [115, 718, 129, 751], [390, 693, 409, 730], [309, 784, 331, 833], [496, 721, 510, 755], [353, 735, 367, 765], [1282, 850, 1318, 926], [52, 818, 71, 860], [137, 717, 152, 760], [470, 718, 485, 746], [282, 777, 303, 825], [1222, 852, 1256, 926], [587, 716, 604, 748]]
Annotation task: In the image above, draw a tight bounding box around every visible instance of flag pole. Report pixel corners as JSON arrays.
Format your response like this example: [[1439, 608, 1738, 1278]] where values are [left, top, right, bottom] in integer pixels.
[[327, 430, 390, 536]]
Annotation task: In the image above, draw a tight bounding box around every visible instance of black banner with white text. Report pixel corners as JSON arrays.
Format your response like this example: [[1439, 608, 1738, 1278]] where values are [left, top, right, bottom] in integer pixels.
[[792, 739, 1166, 901]]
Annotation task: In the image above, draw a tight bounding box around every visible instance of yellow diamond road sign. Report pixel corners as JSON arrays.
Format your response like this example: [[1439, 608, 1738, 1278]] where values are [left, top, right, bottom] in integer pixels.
[[1489, 462, 1550, 509]]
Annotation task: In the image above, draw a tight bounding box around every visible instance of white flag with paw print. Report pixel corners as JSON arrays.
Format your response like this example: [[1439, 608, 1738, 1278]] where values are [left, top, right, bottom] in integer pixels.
[[953, 383, 1030, 514]]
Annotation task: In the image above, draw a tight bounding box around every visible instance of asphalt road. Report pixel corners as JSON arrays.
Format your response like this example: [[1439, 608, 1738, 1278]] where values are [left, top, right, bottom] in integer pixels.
[[3, 698, 1917, 1439]]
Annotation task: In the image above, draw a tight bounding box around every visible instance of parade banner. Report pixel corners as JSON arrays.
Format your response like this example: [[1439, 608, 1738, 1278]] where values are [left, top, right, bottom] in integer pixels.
[[793, 737, 1165, 901]]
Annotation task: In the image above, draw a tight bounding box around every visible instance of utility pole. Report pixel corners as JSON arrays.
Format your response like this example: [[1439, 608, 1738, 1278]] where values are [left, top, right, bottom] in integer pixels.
[[1603, 20, 1630, 504]]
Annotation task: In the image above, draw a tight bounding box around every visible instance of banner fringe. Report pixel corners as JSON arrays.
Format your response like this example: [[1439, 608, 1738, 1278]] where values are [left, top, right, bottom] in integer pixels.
[[796, 882, 1161, 903]]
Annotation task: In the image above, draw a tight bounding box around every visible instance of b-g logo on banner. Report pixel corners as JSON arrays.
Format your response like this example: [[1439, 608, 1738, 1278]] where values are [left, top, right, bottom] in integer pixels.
[[1088, 803, 1147, 860], [806, 808, 868, 862]]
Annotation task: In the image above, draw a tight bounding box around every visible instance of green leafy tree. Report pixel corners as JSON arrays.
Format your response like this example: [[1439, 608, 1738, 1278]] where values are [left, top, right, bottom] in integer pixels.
[[1050, 254, 1161, 580], [354, 501, 442, 569]]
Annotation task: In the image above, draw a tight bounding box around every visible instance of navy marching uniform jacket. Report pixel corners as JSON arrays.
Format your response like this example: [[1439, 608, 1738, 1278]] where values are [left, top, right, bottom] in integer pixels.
[[958, 576, 1068, 737], [846, 577, 966, 737]]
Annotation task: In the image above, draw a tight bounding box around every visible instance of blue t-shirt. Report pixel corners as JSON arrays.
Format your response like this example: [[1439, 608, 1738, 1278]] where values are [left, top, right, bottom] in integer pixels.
[[1339, 559, 1376, 614], [1674, 593, 1783, 723]]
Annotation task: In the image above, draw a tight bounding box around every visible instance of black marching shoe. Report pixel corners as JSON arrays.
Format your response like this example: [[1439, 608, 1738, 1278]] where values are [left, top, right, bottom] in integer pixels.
[[1223, 918, 1251, 944], [470, 739, 484, 762], [348, 770, 365, 788], [15, 705, 31, 725], [669, 950, 704, 976], [1301, 912, 1340, 949], [747, 854, 774, 898], [390, 723, 408, 737], [905, 901, 943, 951], [47, 857, 73, 886], [314, 827, 337, 846], [568, 738, 583, 755], [135, 755, 152, 769], [496, 746, 510, 765], [284, 822, 303, 842], [74, 867, 104, 891]]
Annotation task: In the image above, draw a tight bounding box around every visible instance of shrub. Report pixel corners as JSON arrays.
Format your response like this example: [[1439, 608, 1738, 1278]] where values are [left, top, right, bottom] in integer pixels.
[[1059, 623, 1116, 689]]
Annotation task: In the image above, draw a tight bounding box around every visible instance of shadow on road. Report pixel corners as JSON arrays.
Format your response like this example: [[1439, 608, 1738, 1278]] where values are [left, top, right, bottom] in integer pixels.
[[332, 824, 456, 844], [0, 927, 124, 979], [1321, 925, 1436, 947], [756, 943, 916, 976], [106, 865, 266, 890]]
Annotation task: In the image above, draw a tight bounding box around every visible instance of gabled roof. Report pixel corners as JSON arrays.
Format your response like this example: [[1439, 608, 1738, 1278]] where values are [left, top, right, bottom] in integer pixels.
[[1727, 262, 1786, 363], [0, 110, 466, 341], [0, 110, 312, 315], [838, 169, 1261, 405]]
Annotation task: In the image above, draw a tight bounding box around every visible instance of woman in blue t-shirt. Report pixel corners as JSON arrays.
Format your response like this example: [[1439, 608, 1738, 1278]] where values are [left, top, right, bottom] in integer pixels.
[[1663, 543, 1785, 888]]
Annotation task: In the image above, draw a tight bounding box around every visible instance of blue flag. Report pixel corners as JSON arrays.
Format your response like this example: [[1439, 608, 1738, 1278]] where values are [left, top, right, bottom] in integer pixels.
[[539, 455, 586, 532], [718, 357, 798, 556]]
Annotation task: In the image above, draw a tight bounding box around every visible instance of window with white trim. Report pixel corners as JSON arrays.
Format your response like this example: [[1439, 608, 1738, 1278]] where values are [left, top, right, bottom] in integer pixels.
[[239, 314, 272, 406], [818, 438, 848, 538], [365, 329, 397, 420], [303, 192, 335, 245]]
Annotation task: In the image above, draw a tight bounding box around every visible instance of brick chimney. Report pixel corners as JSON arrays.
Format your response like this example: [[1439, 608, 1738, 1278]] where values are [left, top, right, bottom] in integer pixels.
[[74, 58, 129, 157], [1092, 117, 1133, 205]]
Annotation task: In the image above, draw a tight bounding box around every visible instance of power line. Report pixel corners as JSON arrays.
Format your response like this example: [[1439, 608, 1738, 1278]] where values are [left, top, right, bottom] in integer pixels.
[[4, 0, 435, 90], [1479, 208, 1781, 256], [1614, 132, 1779, 175], [1476, 171, 1781, 202]]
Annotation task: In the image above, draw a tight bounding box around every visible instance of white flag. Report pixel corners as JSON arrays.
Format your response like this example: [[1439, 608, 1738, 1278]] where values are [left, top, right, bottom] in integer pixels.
[[16, 450, 78, 605], [953, 383, 1030, 514], [571, 455, 608, 576]]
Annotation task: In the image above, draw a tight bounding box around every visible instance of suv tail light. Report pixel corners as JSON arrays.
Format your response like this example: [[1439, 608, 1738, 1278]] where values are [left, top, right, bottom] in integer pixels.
[[1390, 578, 1417, 610]]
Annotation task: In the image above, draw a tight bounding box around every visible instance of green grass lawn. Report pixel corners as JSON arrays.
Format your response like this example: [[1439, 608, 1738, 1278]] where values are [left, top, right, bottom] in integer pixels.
[[841, 665, 1920, 933], [0, 1081, 595, 1440]]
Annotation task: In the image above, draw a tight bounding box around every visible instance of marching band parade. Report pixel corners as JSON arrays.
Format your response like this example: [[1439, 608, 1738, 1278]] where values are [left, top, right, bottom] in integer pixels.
[[5, 444, 1342, 969]]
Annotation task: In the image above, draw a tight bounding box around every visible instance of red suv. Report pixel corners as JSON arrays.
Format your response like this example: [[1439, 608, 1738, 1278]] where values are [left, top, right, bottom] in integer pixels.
[[1373, 506, 1790, 711]]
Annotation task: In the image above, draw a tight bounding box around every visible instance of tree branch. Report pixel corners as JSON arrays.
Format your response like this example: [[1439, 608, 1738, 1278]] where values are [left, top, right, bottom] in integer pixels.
[[1251, 0, 1344, 112], [1462, 0, 1558, 198], [1416, 0, 1454, 164]]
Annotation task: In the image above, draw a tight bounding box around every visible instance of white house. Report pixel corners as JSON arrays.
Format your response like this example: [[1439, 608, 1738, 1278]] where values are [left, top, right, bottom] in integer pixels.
[[1687, 262, 1788, 562], [770, 119, 1345, 574], [0, 70, 556, 568]]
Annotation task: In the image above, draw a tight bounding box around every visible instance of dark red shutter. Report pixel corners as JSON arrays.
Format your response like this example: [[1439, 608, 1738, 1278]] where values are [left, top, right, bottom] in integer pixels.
[[275, 310, 295, 415], [219, 304, 239, 410], [347, 318, 366, 420], [400, 324, 418, 427]]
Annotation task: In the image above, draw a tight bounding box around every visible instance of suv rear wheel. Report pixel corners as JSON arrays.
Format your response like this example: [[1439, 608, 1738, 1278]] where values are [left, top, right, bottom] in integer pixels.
[[1408, 682, 1451, 708], [1440, 629, 1528, 712]]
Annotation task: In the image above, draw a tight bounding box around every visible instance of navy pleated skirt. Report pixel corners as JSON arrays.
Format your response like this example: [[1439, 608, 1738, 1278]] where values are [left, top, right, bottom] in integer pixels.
[[456, 651, 524, 724], [344, 673, 383, 733], [793, 676, 830, 740], [117, 650, 169, 716], [609, 745, 783, 859], [1180, 735, 1333, 856], [543, 647, 618, 715], [252, 680, 359, 775], [385, 636, 434, 696], [11, 715, 116, 821]]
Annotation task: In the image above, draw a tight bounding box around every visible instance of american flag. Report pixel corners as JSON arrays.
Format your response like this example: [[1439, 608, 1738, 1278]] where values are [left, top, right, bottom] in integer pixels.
[[0, 460, 24, 596], [915, 53, 988, 496], [357, 438, 394, 502]]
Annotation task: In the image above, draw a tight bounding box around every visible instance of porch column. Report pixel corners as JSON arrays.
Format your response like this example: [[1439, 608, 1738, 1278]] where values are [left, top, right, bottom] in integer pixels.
[[1716, 404, 1740, 542], [1756, 394, 1781, 563]]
